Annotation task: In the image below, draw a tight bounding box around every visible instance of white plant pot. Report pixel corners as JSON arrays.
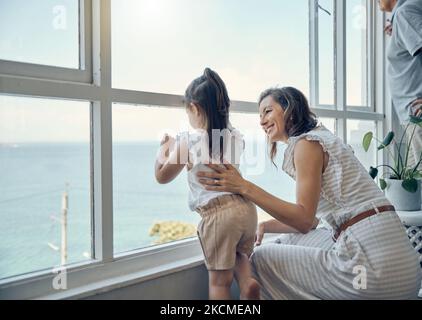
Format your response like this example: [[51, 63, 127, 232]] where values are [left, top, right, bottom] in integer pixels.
[[385, 178, 421, 211]]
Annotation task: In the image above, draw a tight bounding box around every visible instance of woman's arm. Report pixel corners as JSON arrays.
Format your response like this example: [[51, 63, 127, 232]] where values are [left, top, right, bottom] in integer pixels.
[[255, 218, 320, 246], [198, 139, 324, 234], [262, 218, 319, 234], [155, 134, 187, 184]]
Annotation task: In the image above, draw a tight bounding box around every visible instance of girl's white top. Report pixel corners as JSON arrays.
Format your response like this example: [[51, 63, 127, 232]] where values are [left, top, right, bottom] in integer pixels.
[[180, 126, 245, 211]]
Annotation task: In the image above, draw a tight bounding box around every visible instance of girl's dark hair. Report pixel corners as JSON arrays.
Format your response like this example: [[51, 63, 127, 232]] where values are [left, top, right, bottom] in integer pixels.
[[184, 68, 230, 159], [258, 87, 318, 165]]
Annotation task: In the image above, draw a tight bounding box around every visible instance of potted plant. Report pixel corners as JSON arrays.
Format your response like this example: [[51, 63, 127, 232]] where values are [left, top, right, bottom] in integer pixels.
[[362, 115, 422, 211]]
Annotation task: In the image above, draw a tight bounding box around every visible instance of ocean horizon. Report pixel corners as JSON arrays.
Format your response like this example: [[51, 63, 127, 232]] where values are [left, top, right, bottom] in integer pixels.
[[0, 141, 295, 279]]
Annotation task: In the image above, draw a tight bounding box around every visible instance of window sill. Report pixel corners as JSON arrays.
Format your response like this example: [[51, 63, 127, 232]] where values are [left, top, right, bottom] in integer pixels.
[[0, 237, 203, 300], [0, 234, 282, 300], [41, 254, 204, 300]]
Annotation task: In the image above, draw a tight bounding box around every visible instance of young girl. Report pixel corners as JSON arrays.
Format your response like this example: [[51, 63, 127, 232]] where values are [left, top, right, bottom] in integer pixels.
[[155, 68, 260, 300]]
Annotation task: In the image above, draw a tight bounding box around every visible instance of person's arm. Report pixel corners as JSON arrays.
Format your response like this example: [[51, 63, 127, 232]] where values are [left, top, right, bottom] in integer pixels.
[[254, 218, 320, 246], [411, 99, 422, 117], [395, 8, 422, 57], [262, 218, 320, 234], [198, 139, 324, 234], [155, 134, 187, 184]]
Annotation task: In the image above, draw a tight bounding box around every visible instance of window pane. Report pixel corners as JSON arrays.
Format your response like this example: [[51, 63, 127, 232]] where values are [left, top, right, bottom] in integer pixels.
[[0, 96, 91, 280], [112, 0, 309, 102], [231, 113, 296, 225], [317, 0, 335, 106], [347, 120, 376, 171], [112, 104, 199, 254], [0, 0, 80, 69], [319, 117, 336, 135], [112, 106, 296, 253], [346, 0, 369, 106]]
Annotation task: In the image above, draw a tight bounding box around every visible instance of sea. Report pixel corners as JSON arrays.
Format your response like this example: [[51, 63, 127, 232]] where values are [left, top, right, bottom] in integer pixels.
[[0, 141, 295, 279]]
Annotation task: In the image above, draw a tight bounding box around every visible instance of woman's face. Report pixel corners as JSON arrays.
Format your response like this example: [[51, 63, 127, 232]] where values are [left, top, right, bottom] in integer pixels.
[[259, 95, 288, 143]]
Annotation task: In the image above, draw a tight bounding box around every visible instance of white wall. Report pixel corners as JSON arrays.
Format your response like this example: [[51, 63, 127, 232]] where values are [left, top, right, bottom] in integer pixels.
[[82, 264, 240, 300]]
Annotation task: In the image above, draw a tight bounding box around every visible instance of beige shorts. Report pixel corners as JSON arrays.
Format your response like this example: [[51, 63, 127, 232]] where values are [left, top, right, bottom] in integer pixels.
[[196, 194, 257, 271]]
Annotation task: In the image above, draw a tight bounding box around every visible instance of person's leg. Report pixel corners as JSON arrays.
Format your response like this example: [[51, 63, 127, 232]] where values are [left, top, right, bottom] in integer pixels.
[[406, 123, 422, 171], [208, 270, 234, 300], [234, 253, 260, 300], [405, 122, 422, 202]]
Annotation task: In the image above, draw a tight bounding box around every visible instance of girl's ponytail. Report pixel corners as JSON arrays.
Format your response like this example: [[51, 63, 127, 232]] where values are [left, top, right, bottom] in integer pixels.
[[203, 68, 230, 116], [184, 68, 231, 161]]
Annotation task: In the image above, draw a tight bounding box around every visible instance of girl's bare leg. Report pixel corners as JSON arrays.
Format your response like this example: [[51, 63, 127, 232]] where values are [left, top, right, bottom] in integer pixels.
[[208, 270, 234, 300], [234, 253, 260, 300]]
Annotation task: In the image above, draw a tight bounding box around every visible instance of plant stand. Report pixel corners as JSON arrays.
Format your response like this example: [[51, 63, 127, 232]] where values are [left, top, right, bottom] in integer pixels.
[[397, 210, 422, 298]]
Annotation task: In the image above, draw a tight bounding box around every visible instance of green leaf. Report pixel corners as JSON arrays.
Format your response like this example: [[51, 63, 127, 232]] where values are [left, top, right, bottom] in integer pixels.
[[402, 178, 418, 193], [377, 132, 395, 150], [410, 115, 422, 127], [362, 132, 373, 152], [369, 167, 379, 179], [414, 171, 422, 179], [380, 178, 387, 190]]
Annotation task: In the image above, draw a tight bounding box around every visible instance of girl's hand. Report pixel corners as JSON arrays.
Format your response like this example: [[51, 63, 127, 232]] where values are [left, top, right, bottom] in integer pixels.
[[159, 134, 176, 159], [254, 222, 266, 246], [160, 134, 176, 147], [197, 162, 249, 195]]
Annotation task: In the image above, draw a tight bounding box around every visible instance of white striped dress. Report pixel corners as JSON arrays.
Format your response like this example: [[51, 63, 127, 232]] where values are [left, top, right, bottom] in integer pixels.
[[251, 125, 422, 300]]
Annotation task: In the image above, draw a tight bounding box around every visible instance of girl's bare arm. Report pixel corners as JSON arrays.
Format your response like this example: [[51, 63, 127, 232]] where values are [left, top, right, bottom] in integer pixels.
[[155, 135, 187, 184]]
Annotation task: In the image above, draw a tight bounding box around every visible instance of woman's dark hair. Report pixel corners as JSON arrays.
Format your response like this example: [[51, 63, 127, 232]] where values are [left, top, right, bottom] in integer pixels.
[[184, 68, 230, 159], [258, 87, 318, 165]]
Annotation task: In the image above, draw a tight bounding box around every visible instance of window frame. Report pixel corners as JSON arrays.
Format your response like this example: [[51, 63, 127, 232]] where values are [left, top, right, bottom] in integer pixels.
[[0, 0, 93, 83], [0, 0, 388, 299], [310, 0, 376, 110], [310, 0, 383, 147]]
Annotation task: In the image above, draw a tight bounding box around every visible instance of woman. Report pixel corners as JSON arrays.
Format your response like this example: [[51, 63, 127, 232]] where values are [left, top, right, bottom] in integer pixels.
[[197, 87, 422, 300]]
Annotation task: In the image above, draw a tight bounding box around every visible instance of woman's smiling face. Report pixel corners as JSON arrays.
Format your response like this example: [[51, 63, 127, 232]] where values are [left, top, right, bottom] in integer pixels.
[[259, 95, 288, 143]]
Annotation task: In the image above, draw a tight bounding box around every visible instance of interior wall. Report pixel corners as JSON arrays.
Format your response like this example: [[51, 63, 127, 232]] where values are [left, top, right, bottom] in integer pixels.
[[82, 264, 240, 300]]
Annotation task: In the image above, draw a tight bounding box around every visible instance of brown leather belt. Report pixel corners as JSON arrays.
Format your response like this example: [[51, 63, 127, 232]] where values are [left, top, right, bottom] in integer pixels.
[[333, 205, 395, 242]]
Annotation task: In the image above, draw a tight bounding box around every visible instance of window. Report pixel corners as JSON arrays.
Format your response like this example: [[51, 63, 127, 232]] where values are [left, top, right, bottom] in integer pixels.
[[0, 0, 387, 298], [231, 113, 296, 223], [0, 0, 80, 69], [0, 95, 92, 280], [112, 0, 310, 102], [309, 0, 380, 170], [347, 120, 377, 170], [317, 0, 335, 106], [319, 117, 336, 134], [346, 0, 370, 107], [112, 104, 200, 253]]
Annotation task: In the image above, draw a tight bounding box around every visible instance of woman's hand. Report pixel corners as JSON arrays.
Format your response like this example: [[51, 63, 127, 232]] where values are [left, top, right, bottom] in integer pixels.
[[254, 222, 266, 246], [197, 163, 249, 195]]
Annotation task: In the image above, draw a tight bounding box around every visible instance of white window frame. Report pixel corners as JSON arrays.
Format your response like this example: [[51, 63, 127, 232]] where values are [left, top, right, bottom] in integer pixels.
[[0, 0, 93, 83], [0, 0, 387, 299], [310, 0, 375, 111], [310, 0, 384, 156]]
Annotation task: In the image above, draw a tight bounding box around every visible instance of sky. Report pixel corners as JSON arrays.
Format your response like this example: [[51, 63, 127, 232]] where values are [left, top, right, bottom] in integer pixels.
[[0, 0, 369, 143]]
